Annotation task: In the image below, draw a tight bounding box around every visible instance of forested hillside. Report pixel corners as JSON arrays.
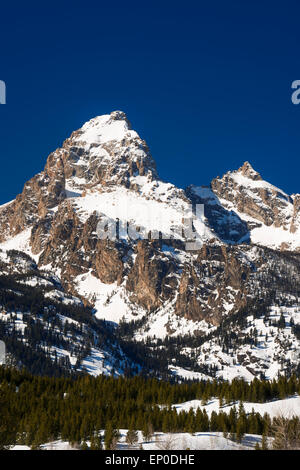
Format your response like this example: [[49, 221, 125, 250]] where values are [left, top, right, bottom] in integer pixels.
[[1, 366, 300, 449]]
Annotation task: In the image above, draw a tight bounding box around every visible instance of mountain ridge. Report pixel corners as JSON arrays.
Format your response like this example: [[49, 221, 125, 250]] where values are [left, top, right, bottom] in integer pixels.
[[1, 110, 299, 251], [0, 111, 300, 381]]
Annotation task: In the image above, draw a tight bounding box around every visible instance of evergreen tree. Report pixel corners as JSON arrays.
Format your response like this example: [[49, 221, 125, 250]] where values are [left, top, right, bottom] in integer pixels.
[[126, 418, 138, 447], [261, 433, 268, 450], [90, 434, 102, 450], [142, 422, 153, 443], [104, 422, 119, 450]]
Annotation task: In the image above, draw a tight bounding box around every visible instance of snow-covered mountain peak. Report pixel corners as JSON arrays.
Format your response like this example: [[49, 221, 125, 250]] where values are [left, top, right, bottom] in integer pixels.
[[44, 111, 159, 193], [209, 160, 300, 251], [219, 161, 287, 197], [0, 113, 299, 253], [74, 110, 138, 147]]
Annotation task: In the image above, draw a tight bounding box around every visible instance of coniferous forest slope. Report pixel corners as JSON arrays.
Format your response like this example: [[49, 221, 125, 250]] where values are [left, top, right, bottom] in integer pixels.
[[1, 366, 300, 450]]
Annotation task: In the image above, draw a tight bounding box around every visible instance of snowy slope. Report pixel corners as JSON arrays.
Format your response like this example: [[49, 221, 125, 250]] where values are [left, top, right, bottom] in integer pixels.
[[173, 395, 300, 419]]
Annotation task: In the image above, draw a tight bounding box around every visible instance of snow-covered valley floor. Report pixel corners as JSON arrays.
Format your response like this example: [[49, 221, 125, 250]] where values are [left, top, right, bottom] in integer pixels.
[[11, 431, 262, 451]]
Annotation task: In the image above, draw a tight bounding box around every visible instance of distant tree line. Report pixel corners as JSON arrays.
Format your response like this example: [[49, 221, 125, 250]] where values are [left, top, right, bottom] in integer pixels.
[[1, 366, 300, 449]]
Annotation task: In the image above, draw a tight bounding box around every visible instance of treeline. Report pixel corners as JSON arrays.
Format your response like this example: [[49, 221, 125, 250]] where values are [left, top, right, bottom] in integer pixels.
[[1, 366, 300, 449]]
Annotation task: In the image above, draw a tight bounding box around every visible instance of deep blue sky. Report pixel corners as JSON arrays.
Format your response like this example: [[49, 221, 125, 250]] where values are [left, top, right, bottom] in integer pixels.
[[1, 1, 300, 204]]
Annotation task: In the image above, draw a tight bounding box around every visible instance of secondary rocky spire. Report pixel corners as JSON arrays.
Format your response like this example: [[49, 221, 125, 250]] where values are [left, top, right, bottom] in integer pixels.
[[236, 161, 262, 180]]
